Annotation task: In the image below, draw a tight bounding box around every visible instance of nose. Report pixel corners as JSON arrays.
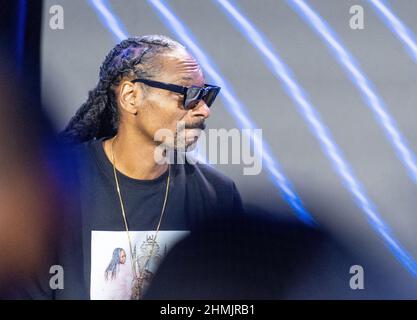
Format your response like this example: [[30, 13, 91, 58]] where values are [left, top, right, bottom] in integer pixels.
[[192, 100, 210, 119]]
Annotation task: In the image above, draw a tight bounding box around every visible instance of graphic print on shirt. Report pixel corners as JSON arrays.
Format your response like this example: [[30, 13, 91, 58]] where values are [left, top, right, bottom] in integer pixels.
[[90, 230, 189, 300]]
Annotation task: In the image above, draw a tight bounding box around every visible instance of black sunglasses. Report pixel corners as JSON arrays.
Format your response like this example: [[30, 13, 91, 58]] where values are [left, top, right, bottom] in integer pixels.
[[131, 78, 221, 110]]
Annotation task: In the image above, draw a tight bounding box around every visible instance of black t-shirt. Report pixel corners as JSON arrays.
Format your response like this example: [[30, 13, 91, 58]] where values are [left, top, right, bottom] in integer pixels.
[[22, 137, 243, 299]]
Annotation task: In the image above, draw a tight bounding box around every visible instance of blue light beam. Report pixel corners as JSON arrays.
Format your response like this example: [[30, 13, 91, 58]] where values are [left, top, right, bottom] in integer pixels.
[[288, 0, 417, 191], [147, 0, 316, 225], [88, 0, 129, 42], [368, 0, 417, 66], [284, 0, 417, 277]]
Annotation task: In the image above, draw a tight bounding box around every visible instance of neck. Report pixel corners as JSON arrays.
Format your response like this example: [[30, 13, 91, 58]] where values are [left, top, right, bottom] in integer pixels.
[[103, 127, 168, 180]]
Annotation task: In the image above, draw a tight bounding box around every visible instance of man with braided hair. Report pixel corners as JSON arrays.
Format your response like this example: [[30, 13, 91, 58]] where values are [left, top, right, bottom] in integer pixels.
[[22, 35, 244, 300]]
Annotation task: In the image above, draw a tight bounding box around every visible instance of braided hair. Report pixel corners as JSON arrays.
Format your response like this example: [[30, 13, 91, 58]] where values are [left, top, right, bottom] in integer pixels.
[[104, 248, 125, 281], [60, 35, 184, 144]]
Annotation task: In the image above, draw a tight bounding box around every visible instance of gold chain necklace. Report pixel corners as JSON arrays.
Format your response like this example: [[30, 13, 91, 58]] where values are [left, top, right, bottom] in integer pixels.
[[110, 136, 171, 299]]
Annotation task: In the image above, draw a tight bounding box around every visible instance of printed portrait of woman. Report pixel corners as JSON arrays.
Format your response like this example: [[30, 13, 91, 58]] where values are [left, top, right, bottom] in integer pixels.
[[104, 248, 126, 281], [102, 248, 133, 299]]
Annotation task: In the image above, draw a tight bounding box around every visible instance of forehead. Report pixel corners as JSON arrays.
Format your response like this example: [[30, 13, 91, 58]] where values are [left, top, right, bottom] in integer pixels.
[[158, 49, 204, 87]]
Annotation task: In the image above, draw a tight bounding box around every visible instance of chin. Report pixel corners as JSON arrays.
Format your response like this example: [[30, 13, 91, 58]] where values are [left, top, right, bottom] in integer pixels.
[[170, 137, 198, 152]]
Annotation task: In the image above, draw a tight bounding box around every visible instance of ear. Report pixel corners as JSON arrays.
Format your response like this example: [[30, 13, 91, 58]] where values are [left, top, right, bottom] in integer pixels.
[[118, 80, 141, 115]]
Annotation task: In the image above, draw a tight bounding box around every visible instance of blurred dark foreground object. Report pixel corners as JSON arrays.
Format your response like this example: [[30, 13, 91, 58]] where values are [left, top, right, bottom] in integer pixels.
[[0, 57, 70, 296], [144, 209, 369, 300]]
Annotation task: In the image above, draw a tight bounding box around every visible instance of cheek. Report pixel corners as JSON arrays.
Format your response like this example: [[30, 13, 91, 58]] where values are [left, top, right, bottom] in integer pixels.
[[151, 98, 186, 129], [138, 95, 188, 143]]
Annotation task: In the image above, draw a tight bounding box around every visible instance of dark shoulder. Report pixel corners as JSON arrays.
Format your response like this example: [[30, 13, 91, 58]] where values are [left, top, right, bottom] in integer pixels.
[[56, 139, 102, 176], [62, 138, 99, 159], [69, 138, 97, 153], [182, 162, 244, 217], [184, 162, 235, 189]]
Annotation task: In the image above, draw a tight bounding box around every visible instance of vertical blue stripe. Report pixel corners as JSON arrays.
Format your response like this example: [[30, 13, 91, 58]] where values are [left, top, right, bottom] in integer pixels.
[[16, 0, 27, 74]]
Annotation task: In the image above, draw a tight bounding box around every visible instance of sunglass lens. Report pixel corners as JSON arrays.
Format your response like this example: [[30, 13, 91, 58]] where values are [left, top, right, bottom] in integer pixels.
[[184, 87, 202, 109], [203, 88, 220, 107], [184, 86, 220, 109], [186, 99, 200, 109]]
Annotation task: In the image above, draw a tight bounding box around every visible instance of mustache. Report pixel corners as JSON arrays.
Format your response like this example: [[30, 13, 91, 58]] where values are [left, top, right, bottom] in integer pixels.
[[185, 120, 206, 130]]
